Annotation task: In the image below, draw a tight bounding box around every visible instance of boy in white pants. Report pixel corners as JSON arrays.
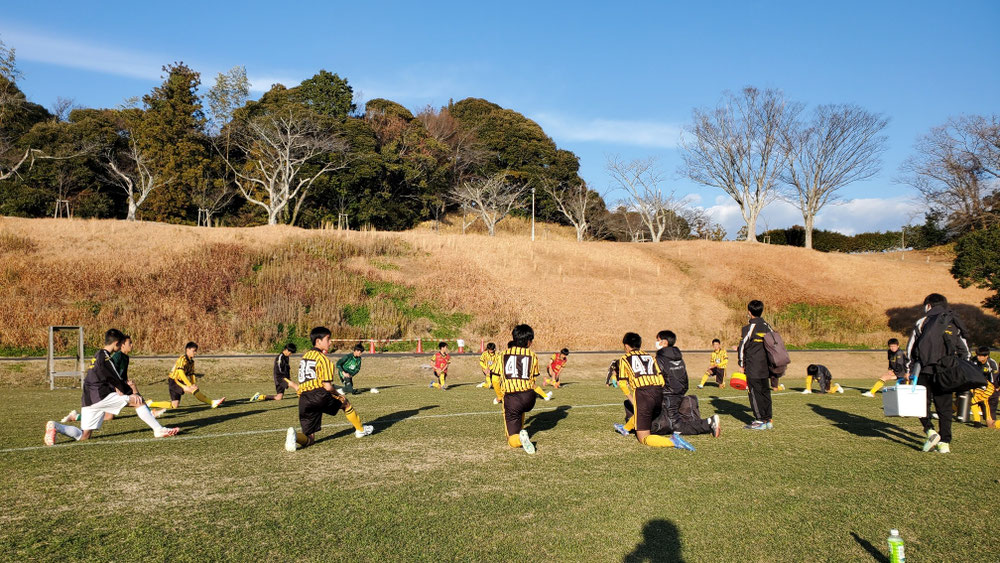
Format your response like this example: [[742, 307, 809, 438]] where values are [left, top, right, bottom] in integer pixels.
[[45, 329, 179, 445]]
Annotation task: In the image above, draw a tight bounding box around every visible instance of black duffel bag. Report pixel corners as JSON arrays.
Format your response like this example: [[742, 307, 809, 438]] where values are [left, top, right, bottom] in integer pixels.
[[934, 355, 988, 393]]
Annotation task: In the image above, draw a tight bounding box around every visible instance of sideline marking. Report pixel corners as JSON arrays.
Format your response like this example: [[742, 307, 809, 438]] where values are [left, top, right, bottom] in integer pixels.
[[2, 392, 797, 454]]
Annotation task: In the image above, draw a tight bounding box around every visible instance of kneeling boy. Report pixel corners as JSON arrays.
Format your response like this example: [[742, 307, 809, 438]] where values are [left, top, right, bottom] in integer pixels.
[[617, 332, 693, 450], [494, 324, 542, 454], [803, 364, 843, 394], [252, 343, 298, 402], [147, 342, 225, 410]]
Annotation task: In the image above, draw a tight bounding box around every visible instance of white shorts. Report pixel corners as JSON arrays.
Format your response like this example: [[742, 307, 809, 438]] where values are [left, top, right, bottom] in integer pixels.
[[80, 393, 131, 430]]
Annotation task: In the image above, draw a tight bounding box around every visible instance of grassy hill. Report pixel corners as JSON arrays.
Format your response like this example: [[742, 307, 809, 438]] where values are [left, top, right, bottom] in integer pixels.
[[1, 216, 996, 355]]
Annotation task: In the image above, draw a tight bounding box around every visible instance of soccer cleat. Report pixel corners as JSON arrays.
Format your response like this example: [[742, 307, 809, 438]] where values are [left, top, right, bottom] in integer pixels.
[[801, 389, 812, 394], [922, 429, 941, 452], [765, 421, 773, 430], [336, 388, 346, 396], [211, 397, 225, 408], [370, 388, 379, 394], [777, 384, 786, 391], [937, 442, 950, 454], [493, 398, 501, 405], [518, 429, 535, 454], [429, 381, 435, 388], [476, 382, 486, 388], [835, 383, 844, 394], [744, 420, 767, 430], [544, 391, 553, 401], [154, 427, 179, 438], [671, 432, 696, 451], [710, 414, 721, 438], [44, 421, 57, 446], [284, 427, 297, 452], [251, 392, 262, 402], [150, 408, 166, 419], [614, 423, 630, 436], [862, 391, 874, 398], [931, 413, 939, 420], [355, 424, 374, 438], [697, 384, 704, 389], [60, 410, 79, 423]]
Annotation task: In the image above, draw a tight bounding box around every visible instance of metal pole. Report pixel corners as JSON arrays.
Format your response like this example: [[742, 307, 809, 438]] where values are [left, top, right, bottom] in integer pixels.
[[531, 187, 536, 242]]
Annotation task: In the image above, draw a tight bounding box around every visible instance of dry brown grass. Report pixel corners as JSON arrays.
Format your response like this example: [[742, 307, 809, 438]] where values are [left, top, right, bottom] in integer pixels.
[[1, 216, 995, 354]]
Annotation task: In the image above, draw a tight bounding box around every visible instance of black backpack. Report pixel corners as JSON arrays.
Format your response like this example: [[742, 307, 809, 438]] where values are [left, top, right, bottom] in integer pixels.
[[935, 356, 989, 393], [915, 310, 983, 392]]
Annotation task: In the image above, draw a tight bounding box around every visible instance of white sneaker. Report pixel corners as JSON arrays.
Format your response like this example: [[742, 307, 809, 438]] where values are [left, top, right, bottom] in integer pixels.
[[937, 442, 950, 454], [519, 429, 535, 454], [60, 410, 79, 423], [44, 421, 57, 446], [476, 382, 486, 388], [285, 427, 297, 451], [211, 397, 225, 408], [493, 398, 501, 405], [370, 388, 379, 394], [801, 389, 812, 394], [151, 408, 166, 418], [154, 427, 179, 438], [544, 391, 553, 401], [835, 384, 844, 394], [922, 429, 941, 452], [861, 391, 874, 398], [336, 388, 346, 396], [355, 424, 374, 438], [697, 385, 704, 389], [710, 414, 721, 438]]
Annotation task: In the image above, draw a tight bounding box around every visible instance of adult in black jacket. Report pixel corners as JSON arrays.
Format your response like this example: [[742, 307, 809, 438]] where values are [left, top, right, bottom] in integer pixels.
[[906, 293, 970, 454], [738, 300, 774, 430], [654, 330, 719, 437]]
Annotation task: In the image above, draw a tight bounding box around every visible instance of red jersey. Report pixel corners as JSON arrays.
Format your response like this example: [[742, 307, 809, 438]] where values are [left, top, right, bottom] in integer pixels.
[[549, 354, 567, 375], [433, 352, 450, 372]]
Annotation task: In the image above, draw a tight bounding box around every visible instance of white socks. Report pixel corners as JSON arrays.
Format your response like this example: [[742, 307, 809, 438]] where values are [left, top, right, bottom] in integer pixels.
[[53, 422, 83, 440], [134, 405, 164, 432]]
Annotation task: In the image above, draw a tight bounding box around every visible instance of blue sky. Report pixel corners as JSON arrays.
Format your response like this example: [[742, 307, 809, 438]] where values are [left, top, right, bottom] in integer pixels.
[[3, 1, 998, 235]]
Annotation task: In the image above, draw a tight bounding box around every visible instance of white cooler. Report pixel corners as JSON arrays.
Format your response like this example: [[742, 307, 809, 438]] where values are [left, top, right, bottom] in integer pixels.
[[882, 385, 928, 417]]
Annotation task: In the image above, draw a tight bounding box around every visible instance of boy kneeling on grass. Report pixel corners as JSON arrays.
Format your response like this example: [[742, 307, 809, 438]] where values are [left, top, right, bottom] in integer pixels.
[[493, 325, 544, 454], [251, 342, 299, 402], [285, 327, 373, 451], [46, 329, 178, 445], [336, 343, 365, 395], [146, 341, 225, 413], [802, 364, 843, 394], [970, 346, 999, 428]]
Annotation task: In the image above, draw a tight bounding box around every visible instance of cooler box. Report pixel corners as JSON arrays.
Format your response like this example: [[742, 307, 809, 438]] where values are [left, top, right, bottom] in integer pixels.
[[882, 385, 927, 417]]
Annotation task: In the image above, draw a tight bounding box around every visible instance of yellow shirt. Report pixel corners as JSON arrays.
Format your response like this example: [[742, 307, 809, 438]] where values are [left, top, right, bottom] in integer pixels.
[[297, 348, 336, 393], [479, 350, 499, 372], [618, 350, 664, 389], [169, 355, 196, 386], [493, 346, 540, 393], [711, 349, 729, 370]]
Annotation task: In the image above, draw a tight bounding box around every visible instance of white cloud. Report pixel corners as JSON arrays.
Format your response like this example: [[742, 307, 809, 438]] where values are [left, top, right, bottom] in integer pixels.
[[2, 26, 297, 93], [697, 195, 923, 239], [532, 113, 682, 148]]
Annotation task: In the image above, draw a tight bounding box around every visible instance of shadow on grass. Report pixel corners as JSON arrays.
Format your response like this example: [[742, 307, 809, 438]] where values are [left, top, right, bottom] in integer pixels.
[[850, 531, 889, 562], [526, 405, 571, 433], [172, 408, 271, 431], [316, 405, 440, 442], [808, 403, 922, 449], [709, 398, 754, 425], [623, 519, 684, 563]]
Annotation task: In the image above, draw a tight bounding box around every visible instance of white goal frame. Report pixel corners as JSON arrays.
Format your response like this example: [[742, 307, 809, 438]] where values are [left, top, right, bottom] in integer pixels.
[[48, 326, 85, 390]]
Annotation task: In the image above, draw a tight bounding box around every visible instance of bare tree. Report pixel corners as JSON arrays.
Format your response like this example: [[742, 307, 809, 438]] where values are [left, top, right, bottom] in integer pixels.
[[901, 116, 1000, 233], [542, 180, 601, 241], [449, 172, 525, 236], [224, 109, 348, 225], [606, 155, 689, 242], [782, 104, 889, 249], [681, 87, 803, 242], [105, 132, 171, 221]]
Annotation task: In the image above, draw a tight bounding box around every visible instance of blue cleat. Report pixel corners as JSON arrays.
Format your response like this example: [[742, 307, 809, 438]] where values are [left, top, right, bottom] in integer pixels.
[[671, 432, 696, 451], [743, 420, 767, 430], [613, 423, 630, 436]]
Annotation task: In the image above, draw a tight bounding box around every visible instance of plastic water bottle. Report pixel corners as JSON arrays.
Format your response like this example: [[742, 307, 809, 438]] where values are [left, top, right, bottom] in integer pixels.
[[887, 529, 905, 563]]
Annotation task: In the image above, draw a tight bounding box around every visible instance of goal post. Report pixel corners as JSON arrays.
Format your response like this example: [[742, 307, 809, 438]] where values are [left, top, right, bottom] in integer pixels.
[[48, 326, 85, 390]]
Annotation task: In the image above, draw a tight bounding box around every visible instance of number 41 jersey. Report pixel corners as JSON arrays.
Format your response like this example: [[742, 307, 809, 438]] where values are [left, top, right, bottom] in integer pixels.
[[619, 350, 664, 389], [493, 346, 540, 393]]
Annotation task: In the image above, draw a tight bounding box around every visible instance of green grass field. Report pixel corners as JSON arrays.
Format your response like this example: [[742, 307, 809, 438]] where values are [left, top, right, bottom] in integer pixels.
[[1, 352, 997, 562]]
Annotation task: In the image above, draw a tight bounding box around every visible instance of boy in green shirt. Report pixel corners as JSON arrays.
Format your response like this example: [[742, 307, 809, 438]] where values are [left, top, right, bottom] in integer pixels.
[[336, 343, 365, 395]]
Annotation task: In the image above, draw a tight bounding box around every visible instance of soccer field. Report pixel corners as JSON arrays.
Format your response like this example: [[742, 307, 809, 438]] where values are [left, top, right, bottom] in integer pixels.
[[2, 352, 996, 562]]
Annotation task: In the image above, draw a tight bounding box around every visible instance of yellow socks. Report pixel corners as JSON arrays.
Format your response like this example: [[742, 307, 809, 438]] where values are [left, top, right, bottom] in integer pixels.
[[804, 376, 813, 391], [699, 374, 710, 387], [534, 386, 548, 399], [193, 391, 212, 404], [437, 373, 447, 388], [507, 434, 521, 448], [492, 377, 503, 401], [642, 434, 674, 447], [869, 380, 885, 394], [344, 407, 363, 432], [147, 400, 172, 409], [624, 416, 636, 432]]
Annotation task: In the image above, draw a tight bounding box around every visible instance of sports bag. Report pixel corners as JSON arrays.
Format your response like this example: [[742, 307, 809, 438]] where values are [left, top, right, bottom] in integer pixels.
[[763, 330, 791, 376], [935, 355, 988, 393], [678, 395, 702, 422]]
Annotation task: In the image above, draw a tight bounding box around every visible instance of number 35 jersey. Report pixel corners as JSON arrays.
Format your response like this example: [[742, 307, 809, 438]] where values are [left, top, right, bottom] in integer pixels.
[[297, 348, 336, 393], [618, 350, 664, 389], [492, 346, 540, 393]]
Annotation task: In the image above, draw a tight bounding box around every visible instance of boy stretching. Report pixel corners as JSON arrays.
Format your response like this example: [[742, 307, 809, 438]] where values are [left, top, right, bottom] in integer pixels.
[[970, 346, 998, 428], [493, 324, 544, 454], [543, 348, 570, 389], [252, 343, 299, 402], [802, 364, 843, 394], [147, 342, 225, 411], [284, 327, 372, 451], [62, 333, 138, 424], [863, 338, 909, 397], [698, 339, 728, 389], [616, 332, 693, 450], [336, 343, 365, 395], [479, 342, 504, 404], [429, 342, 450, 389], [45, 329, 178, 445]]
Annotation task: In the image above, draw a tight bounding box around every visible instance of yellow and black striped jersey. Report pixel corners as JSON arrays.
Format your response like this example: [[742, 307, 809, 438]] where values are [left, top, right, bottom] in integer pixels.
[[479, 350, 499, 372], [297, 348, 336, 393], [169, 355, 196, 386], [493, 346, 540, 393], [619, 350, 664, 389]]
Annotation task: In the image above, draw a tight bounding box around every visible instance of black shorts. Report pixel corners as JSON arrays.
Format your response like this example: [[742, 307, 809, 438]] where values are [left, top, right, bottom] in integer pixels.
[[298, 389, 348, 436], [634, 386, 663, 432], [168, 379, 184, 402], [274, 374, 290, 394], [502, 390, 536, 436]]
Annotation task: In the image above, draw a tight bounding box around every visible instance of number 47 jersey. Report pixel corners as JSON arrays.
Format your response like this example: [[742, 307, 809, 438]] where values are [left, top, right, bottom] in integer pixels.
[[619, 350, 664, 389], [493, 346, 540, 393]]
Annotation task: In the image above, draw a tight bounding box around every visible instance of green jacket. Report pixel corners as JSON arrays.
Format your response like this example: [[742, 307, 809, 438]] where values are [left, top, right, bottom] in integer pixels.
[[336, 354, 362, 378], [110, 351, 129, 381]]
